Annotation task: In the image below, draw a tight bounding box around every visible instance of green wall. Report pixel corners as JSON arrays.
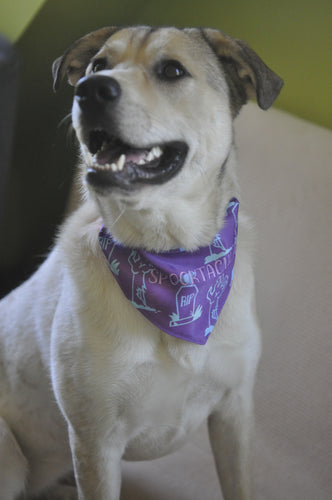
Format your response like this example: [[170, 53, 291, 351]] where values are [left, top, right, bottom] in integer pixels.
[[0, 0, 45, 41], [2, 0, 331, 128], [137, 0, 331, 129]]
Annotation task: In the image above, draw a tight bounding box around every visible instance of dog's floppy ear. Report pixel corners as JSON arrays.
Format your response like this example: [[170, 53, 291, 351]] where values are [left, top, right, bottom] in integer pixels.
[[52, 27, 118, 91], [202, 29, 283, 114]]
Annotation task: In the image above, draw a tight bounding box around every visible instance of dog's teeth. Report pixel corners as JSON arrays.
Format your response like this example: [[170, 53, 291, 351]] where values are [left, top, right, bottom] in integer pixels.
[[137, 146, 163, 166], [117, 154, 126, 171], [145, 146, 163, 163], [152, 146, 162, 158], [91, 147, 162, 171], [101, 141, 109, 152]]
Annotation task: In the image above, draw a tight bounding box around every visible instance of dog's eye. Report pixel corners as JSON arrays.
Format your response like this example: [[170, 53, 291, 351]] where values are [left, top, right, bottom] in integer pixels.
[[156, 60, 190, 81], [92, 58, 107, 73]]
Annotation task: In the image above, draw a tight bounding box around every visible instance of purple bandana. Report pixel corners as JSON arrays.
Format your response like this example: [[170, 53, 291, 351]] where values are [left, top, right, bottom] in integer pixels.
[[99, 199, 239, 345]]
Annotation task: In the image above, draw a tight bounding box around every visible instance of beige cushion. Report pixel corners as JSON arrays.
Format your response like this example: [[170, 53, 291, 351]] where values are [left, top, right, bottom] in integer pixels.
[[120, 104, 332, 499]]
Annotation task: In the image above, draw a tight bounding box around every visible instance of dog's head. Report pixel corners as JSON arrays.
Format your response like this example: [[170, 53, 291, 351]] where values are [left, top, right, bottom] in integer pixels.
[[53, 26, 282, 250]]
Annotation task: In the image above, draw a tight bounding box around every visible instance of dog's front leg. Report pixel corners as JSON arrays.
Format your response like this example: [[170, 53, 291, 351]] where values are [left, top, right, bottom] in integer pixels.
[[208, 390, 255, 500], [68, 425, 124, 500]]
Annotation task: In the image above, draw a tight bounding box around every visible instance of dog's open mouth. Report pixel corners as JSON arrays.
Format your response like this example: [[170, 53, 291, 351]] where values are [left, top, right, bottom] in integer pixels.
[[85, 129, 188, 191]]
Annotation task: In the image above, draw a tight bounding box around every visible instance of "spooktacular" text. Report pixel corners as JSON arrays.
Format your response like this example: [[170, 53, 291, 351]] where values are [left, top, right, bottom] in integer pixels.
[[147, 253, 233, 287]]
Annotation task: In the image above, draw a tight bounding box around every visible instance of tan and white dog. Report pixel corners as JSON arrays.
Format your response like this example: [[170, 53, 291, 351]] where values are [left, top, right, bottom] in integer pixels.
[[0, 26, 282, 500]]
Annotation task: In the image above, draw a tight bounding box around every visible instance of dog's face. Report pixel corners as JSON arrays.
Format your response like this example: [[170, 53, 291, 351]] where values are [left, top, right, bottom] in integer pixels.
[[73, 28, 230, 192], [54, 26, 282, 249]]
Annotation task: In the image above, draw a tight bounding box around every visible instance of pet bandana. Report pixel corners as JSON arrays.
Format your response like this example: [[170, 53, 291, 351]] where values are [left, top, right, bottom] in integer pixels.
[[99, 199, 239, 345]]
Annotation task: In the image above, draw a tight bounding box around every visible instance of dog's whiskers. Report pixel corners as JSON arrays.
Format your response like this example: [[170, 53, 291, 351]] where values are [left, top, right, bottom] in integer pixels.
[[58, 112, 72, 129], [57, 113, 75, 145], [109, 207, 126, 230]]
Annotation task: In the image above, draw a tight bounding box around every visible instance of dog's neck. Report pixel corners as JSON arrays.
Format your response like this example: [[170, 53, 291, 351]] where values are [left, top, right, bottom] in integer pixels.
[[95, 189, 236, 252], [92, 150, 239, 252]]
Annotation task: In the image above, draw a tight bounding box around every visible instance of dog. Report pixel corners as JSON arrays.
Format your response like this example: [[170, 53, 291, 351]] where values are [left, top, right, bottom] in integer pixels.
[[0, 26, 282, 500]]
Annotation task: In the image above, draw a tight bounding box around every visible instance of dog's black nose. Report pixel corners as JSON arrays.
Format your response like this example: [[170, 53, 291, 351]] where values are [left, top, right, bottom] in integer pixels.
[[75, 75, 121, 110]]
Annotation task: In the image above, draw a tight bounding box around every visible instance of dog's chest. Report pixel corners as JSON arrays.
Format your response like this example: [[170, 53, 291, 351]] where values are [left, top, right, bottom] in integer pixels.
[[113, 349, 225, 460], [65, 240, 234, 457]]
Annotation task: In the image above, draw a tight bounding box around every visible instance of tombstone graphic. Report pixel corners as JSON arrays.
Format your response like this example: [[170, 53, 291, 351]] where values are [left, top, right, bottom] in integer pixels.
[[128, 250, 157, 312], [169, 284, 202, 327]]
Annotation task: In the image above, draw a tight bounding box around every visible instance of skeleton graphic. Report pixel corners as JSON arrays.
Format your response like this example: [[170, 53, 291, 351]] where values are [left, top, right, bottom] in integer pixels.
[[205, 273, 229, 336], [128, 251, 158, 312], [99, 236, 119, 275]]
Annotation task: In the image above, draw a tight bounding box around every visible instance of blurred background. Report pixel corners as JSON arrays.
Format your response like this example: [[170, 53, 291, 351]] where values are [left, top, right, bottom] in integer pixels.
[[0, 0, 331, 297]]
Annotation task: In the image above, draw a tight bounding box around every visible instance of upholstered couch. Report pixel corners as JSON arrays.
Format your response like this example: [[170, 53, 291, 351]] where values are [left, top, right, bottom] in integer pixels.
[[119, 104, 332, 500]]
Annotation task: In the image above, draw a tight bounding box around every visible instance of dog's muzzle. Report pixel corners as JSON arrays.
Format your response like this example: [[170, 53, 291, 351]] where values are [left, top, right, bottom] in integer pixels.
[[74, 75, 188, 192]]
